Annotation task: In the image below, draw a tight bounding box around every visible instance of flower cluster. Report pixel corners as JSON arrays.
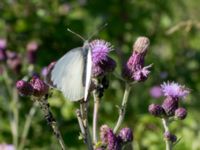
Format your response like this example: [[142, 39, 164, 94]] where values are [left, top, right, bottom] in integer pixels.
[[122, 37, 152, 82], [98, 125, 133, 150], [90, 39, 116, 77], [16, 76, 49, 97], [148, 81, 190, 143]]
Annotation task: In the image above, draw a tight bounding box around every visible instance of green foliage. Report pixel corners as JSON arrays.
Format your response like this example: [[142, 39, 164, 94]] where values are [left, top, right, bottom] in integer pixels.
[[1, 0, 200, 149]]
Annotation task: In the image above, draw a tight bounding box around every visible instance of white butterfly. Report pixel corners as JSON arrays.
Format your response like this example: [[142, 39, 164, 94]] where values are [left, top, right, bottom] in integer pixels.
[[51, 40, 92, 102]]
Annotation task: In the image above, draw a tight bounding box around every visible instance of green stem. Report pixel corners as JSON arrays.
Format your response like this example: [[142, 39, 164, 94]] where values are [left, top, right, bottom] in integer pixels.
[[18, 102, 38, 150], [2, 65, 19, 148], [114, 83, 131, 134], [92, 90, 100, 145], [162, 118, 172, 150]]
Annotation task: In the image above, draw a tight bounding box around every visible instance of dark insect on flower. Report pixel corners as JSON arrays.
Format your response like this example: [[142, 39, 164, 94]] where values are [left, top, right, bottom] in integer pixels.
[[16, 80, 34, 96], [148, 104, 165, 117], [118, 127, 133, 143], [175, 107, 187, 120], [164, 131, 177, 143], [30, 76, 49, 97], [162, 97, 178, 116]]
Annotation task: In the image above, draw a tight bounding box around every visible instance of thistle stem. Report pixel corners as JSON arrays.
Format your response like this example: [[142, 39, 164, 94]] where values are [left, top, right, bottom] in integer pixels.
[[80, 101, 93, 150], [18, 102, 38, 150], [162, 118, 172, 150], [92, 90, 100, 145], [37, 95, 66, 150], [114, 83, 131, 133]]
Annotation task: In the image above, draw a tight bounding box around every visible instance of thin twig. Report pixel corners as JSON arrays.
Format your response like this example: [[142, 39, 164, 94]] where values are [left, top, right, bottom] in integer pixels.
[[114, 83, 131, 133]]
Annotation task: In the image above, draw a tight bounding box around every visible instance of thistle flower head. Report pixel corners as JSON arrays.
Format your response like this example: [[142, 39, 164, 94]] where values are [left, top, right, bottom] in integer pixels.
[[16, 80, 34, 96], [0, 38, 7, 50], [122, 36, 151, 82], [26, 41, 38, 64], [90, 39, 113, 64], [175, 107, 187, 120], [162, 97, 178, 116], [164, 131, 177, 143], [118, 127, 133, 143], [30, 76, 49, 97], [161, 82, 190, 99], [148, 104, 165, 117], [6, 51, 21, 73], [149, 86, 162, 98]]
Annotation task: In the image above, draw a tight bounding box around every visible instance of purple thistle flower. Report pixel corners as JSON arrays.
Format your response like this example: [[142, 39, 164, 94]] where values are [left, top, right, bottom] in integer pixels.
[[0, 38, 7, 50], [161, 81, 190, 99], [148, 104, 165, 117], [118, 127, 133, 143], [122, 37, 151, 82], [175, 107, 187, 120], [16, 80, 34, 96], [162, 97, 178, 116], [149, 86, 162, 98], [0, 144, 15, 150], [90, 39, 115, 77], [100, 125, 121, 150], [90, 39, 112, 64], [30, 76, 49, 97]]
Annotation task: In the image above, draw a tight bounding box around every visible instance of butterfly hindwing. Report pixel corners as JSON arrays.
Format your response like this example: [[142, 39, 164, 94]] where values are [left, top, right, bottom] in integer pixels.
[[51, 47, 85, 101]]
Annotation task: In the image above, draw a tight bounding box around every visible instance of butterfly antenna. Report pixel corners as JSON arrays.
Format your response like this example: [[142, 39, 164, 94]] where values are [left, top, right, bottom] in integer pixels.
[[67, 28, 86, 41], [88, 23, 108, 40]]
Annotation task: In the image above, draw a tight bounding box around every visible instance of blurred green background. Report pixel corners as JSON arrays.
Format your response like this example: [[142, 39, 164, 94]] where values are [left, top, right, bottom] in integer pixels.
[[1, 0, 200, 149]]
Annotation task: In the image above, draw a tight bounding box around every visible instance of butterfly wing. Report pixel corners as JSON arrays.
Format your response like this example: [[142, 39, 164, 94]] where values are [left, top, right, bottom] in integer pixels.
[[51, 47, 85, 101], [84, 47, 92, 101]]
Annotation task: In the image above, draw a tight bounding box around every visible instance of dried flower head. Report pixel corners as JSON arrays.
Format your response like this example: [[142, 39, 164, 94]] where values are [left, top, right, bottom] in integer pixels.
[[118, 127, 133, 143], [16, 80, 34, 96], [161, 82, 190, 99], [175, 107, 187, 120], [30, 76, 49, 97], [122, 36, 151, 82]]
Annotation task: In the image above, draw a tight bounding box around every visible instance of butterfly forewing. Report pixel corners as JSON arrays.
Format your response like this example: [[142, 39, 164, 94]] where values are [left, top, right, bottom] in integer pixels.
[[51, 47, 85, 101]]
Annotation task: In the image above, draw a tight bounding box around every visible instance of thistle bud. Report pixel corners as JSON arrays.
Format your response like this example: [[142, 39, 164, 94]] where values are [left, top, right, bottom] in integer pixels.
[[30, 76, 49, 97], [162, 97, 178, 116], [175, 107, 187, 120], [164, 131, 177, 143], [16, 80, 34, 96], [118, 127, 133, 143], [148, 104, 165, 117], [6, 51, 21, 73], [26, 41, 38, 64]]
